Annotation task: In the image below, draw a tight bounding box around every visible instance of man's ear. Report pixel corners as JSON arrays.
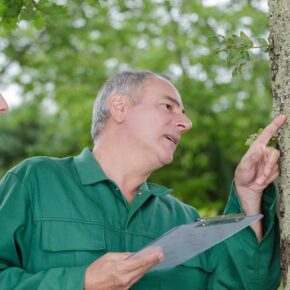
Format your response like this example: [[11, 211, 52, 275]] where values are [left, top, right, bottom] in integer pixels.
[[108, 93, 131, 123]]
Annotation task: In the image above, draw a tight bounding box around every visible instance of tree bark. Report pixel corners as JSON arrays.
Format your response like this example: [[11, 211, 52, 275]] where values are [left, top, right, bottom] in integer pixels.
[[268, 0, 290, 288]]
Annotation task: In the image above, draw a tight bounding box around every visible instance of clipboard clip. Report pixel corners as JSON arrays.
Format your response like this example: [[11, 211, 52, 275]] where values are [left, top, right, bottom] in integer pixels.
[[197, 213, 246, 227]]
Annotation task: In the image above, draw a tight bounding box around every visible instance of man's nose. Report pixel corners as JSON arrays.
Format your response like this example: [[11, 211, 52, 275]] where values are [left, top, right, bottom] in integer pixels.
[[174, 114, 192, 133]]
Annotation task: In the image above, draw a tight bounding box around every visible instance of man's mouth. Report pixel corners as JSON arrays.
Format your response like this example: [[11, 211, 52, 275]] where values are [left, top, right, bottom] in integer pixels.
[[165, 135, 178, 145]]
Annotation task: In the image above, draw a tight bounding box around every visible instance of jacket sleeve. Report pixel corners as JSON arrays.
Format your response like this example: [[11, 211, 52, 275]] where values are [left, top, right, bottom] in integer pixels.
[[0, 172, 87, 290], [208, 183, 280, 290]]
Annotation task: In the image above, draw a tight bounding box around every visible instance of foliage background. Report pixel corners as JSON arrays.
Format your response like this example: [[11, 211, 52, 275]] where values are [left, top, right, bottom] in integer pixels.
[[0, 0, 272, 215]]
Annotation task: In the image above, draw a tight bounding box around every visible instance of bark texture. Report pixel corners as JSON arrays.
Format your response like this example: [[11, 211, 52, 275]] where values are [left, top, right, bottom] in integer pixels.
[[268, 0, 290, 288]]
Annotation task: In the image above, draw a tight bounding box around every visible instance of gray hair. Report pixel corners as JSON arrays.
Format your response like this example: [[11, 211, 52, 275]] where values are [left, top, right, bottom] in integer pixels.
[[91, 70, 162, 142]]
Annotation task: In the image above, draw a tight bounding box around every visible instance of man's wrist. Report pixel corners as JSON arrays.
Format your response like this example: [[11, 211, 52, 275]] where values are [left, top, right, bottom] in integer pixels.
[[235, 186, 262, 215]]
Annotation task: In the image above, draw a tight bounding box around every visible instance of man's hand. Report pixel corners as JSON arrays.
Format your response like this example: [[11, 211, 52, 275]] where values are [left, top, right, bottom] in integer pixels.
[[0, 95, 8, 114], [234, 114, 286, 240], [83, 251, 164, 290], [235, 114, 286, 213]]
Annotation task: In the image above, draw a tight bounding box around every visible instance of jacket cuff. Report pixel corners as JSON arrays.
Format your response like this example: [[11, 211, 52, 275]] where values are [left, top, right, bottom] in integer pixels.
[[224, 181, 278, 241]]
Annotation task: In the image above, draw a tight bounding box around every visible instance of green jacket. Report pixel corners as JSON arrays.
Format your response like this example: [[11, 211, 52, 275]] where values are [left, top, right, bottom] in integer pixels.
[[0, 148, 280, 289]]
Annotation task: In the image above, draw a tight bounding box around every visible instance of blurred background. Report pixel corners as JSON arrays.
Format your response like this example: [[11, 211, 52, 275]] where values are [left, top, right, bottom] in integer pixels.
[[0, 0, 272, 215]]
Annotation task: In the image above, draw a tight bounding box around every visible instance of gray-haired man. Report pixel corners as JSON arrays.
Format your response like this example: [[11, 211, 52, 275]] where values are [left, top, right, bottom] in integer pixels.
[[0, 71, 285, 289]]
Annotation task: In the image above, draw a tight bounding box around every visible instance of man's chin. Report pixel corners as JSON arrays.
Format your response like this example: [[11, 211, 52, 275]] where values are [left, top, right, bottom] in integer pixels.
[[159, 154, 174, 167]]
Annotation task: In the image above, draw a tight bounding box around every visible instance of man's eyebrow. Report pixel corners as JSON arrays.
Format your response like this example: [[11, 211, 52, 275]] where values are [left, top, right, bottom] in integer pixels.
[[163, 95, 186, 114]]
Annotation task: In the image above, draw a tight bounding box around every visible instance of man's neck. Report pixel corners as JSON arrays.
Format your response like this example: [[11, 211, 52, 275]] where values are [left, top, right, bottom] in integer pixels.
[[92, 139, 151, 203]]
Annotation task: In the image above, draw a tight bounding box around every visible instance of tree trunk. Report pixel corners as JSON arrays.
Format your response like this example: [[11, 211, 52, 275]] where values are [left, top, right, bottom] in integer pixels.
[[268, 0, 290, 288]]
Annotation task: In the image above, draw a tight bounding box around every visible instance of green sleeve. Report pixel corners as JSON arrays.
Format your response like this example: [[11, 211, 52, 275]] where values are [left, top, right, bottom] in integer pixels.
[[0, 172, 87, 290], [209, 183, 280, 290]]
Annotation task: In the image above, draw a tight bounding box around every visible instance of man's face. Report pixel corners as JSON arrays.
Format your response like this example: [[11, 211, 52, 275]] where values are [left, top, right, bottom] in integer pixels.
[[0, 95, 8, 114], [124, 76, 192, 167]]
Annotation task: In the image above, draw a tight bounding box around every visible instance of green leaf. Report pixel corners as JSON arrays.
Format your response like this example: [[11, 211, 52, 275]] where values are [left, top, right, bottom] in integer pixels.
[[1, 17, 18, 29], [245, 129, 278, 147], [210, 31, 254, 77], [212, 45, 227, 54], [257, 37, 268, 46], [20, 5, 36, 21], [239, 31, 253, 48], [0, 0, 23, 29], [3, 0, 23, 18], [0, 2, 8, 19], [32, 13, 45, 29]]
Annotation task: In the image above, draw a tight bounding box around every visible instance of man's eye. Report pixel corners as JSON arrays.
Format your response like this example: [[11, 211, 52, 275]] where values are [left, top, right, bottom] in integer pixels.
[[162, 104, 173, 111]]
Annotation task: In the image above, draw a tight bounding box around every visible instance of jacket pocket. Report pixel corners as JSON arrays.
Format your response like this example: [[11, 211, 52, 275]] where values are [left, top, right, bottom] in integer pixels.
[[41, 220, 106, 268]]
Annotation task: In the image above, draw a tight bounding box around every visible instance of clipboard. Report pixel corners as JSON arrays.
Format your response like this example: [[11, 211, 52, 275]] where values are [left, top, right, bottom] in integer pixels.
[[129, 213, 262, 272]]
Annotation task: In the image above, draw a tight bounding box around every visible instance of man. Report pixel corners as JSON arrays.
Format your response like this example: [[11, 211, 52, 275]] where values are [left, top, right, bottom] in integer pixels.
[[0, 94, 8, 114], [0, 71, 286, 289]]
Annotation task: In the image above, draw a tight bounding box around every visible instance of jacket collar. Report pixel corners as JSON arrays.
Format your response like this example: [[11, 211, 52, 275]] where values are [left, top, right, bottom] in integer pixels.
[[74, 147, 108, 185], [74, 148, 172, 196]]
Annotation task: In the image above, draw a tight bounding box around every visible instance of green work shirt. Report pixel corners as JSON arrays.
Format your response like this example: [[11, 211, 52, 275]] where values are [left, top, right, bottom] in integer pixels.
[[0, 148, 280, 289]]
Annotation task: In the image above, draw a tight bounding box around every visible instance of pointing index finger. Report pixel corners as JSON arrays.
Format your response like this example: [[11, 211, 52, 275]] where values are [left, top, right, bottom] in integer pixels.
[[255, 114, 287, 145]]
